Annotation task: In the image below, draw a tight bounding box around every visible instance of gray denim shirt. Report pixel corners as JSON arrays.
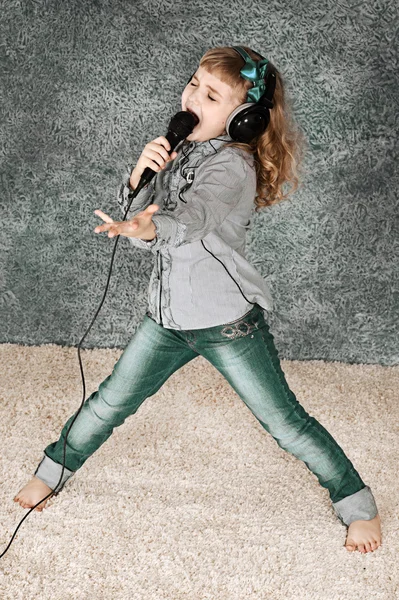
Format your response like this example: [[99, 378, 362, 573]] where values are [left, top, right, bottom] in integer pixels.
[[117, 134, 274, 330]]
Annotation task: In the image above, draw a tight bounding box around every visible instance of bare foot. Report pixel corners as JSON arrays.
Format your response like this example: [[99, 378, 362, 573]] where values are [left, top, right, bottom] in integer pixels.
[[14, 476, 54, 511], [345, 514, 382, 553]]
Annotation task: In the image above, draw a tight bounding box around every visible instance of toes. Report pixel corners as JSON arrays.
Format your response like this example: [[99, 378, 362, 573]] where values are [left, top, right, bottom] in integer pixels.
[[345, 540, 356, 551], [364, 542, 372, 552], [358, 543, 366, 553], [371, 540, 380, 551]]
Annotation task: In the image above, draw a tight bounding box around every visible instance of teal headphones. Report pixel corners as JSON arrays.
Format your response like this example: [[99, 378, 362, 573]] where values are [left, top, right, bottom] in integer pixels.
[[187, 46, 277, 144]]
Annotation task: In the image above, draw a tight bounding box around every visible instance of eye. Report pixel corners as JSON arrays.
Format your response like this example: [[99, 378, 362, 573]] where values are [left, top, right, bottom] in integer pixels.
[[189, 82, 216, 100]]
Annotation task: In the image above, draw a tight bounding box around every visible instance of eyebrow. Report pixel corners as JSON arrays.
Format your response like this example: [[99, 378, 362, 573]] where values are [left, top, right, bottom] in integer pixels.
[[192, 74, 223, 98]]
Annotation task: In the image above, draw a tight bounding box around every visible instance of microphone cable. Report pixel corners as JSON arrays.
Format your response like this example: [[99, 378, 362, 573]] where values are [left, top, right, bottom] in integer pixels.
[[0, 110, 198, 560], [0, 178, 142, 560]]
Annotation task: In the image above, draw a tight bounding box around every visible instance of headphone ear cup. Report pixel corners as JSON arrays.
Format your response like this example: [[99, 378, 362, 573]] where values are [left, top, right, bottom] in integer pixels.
[[226, 103, 271, 143]]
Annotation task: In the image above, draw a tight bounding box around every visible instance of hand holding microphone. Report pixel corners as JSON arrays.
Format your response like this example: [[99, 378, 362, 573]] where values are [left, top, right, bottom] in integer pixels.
[[129, 137, 179, 190], [130, 111, 199, 194]]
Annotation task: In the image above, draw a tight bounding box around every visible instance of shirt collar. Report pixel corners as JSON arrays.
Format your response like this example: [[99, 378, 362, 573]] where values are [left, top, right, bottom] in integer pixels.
[[178, 134, 233, 158]]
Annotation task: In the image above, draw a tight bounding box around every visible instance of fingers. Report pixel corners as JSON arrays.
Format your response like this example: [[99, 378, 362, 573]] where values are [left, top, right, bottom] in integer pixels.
[[94, 222, 117, 236], [144, 204, 160, 214], [94, 209, 121, 236], [143, 138, 178, 172], [93, 203, 159, 239], [95, 214, 154, 238], [154, 136, 178, 161], [153, 136, 173, 154], [126, 205, 158, 229], [94, 212, 118, 235], [94, 210, 114, 223]]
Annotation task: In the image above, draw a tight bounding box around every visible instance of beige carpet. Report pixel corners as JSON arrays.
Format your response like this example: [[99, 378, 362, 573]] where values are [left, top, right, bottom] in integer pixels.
[[0, 343, 398, 600]]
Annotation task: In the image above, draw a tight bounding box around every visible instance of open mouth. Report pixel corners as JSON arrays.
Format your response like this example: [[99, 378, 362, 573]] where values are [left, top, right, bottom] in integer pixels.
[[186, 107, 200, 124]]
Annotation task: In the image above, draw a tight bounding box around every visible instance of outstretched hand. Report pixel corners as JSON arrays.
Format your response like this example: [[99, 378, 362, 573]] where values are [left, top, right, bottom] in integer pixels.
[[94, 204, 159, 240]]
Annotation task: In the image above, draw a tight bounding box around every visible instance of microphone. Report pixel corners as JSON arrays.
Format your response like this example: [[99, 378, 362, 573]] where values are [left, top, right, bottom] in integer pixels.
[[134, 110, 199, 194]]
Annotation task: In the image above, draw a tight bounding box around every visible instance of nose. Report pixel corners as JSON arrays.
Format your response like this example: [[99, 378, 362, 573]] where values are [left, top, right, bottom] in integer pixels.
[[187, 85, 201, 105]]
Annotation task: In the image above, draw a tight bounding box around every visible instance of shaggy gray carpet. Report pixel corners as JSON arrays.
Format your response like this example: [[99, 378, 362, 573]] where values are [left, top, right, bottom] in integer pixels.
[[2, 1, 398, 365], [0, 343, 398, 599]]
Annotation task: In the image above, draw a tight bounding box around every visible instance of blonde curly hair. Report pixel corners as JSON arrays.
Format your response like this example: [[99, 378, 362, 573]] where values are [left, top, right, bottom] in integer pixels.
[[199, 46, 308, 210]]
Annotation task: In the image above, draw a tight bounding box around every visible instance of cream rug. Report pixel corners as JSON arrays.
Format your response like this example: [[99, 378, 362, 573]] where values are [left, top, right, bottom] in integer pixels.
[[0, 343, 398, 600]]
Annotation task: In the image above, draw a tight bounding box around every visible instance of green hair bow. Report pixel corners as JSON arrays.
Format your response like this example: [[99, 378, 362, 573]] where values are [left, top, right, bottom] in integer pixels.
[[232, 46, 269, 103]]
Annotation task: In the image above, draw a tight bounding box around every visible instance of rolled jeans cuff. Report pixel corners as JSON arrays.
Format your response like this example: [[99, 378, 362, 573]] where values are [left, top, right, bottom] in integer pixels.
[[34, 454, 75, 494], [332, 485, 378, 526]]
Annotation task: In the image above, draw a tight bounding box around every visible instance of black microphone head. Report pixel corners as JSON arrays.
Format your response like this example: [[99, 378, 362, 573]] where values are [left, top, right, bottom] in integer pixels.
[[168, 111, 199, 141]]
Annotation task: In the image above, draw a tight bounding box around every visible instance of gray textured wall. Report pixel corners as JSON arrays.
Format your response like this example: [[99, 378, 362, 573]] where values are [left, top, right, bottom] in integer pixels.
[[1, 0, 398, 365]]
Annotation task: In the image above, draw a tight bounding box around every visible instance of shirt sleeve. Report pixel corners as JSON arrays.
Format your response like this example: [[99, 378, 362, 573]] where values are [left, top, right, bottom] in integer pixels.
[[117, 164, 156, 219], [116, 163, 160, 251], [145, 148, 252, 253]]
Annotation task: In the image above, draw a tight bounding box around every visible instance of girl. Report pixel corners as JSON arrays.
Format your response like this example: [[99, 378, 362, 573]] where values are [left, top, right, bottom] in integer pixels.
[[14, 46, 382, 554]]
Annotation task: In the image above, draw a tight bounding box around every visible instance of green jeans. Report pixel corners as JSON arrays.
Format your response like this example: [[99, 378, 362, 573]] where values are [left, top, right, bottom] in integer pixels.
[[34, 304, 378, 526]]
